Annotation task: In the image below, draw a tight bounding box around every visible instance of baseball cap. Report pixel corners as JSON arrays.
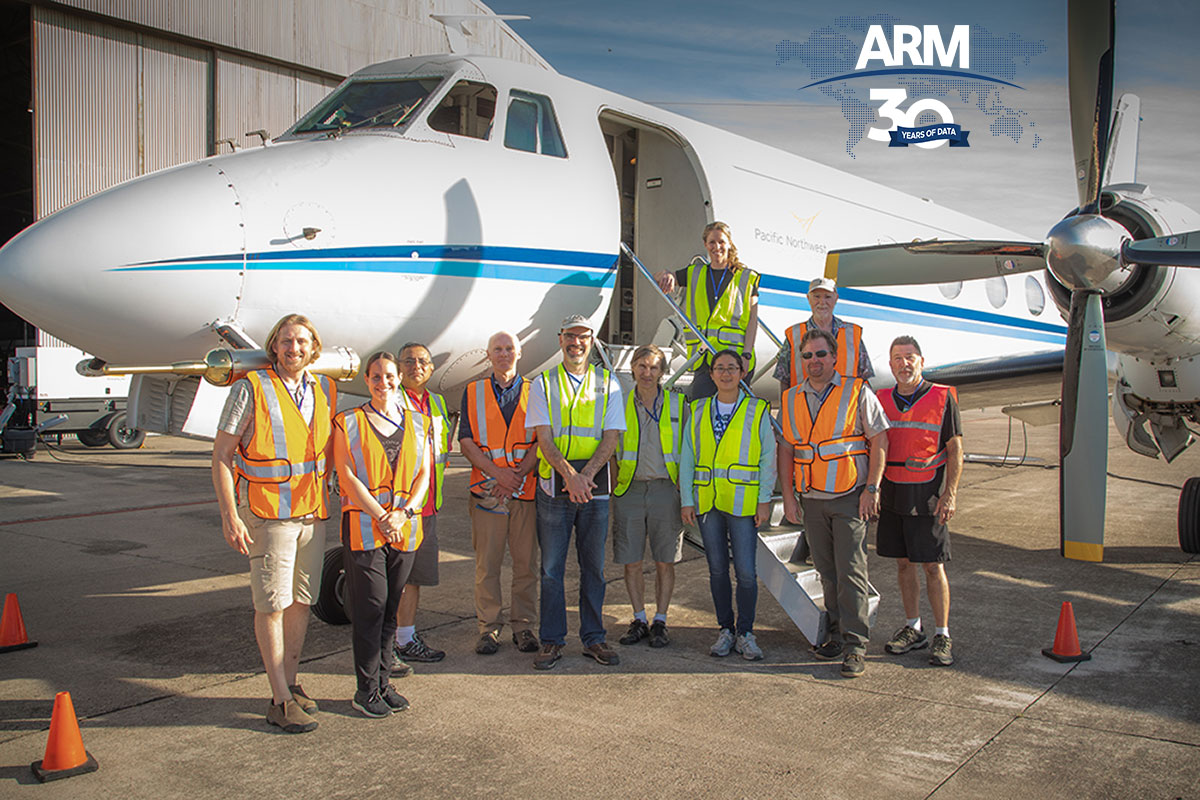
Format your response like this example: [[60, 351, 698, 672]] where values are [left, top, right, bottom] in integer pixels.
[[808, 277, 838, 294], [560, 314, 595, 333]]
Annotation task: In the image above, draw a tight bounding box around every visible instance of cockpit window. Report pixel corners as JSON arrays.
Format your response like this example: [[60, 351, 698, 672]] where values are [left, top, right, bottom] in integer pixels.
[[504, 90, 567, 158], [427, 80, 497, 140], [292, 77, 442, 134]]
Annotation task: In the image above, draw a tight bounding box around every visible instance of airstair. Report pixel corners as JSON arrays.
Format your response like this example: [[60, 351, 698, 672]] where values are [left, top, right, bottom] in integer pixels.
[[612, 243, 880, 647]]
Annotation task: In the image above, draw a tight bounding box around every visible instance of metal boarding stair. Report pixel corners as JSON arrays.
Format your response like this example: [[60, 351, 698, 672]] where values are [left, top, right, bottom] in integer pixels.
[[616, 242, 880, 647]]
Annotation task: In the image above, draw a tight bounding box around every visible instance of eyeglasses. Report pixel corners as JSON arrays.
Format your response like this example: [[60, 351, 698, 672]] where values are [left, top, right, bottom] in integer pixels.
[[402, 358, 432, 367], [712, 365, 742, 373], [561, 332, 592, 342], [800, 350, 830, 360]]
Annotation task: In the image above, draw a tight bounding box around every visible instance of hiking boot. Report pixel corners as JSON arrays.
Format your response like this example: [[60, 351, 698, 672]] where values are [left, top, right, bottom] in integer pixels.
[[929, 634, 954, 666], [582, 642, 620, 666], [841, 652, 865, 678], [266, 699, 318, 733], [648, 620, 670, 648], [476, 631, 501, 655], [512, 629, 539, 652], [619, 618, 650, 645], [735, 632, 764, 661], [812, 639, 843, 660], [288, 683, 318, 715], [533, 643, 563, 671], [885, 625, 929, 655], [710, 628, 735, 657], [396, 631, 445, 663], [380, 683, 410, 712], [351, 689, 391, 718]]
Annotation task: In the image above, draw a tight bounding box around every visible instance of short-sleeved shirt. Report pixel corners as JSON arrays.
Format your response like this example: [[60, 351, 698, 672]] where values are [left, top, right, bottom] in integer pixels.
[[631, 390, 675, 483], [794, 372, 890, 501], [457, 374, 526, 441], [217, 371, 318, 449], [773, 315, 875, 386], [880, 381, 963, 516], [525, 365, 625, 499]]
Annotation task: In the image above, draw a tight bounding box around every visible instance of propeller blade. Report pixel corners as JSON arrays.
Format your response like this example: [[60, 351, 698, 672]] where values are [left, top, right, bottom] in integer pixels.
[[824, 241, 1045, 288], [1121, 231, 1200, 267], [1060, 290, 1108, 562], [1067, 0, 1116, 212], [1102, 93, 1140, 187]]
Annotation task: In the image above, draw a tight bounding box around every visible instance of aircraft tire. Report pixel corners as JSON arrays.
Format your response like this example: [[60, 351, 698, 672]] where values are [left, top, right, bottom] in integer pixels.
[[107, 412, 145, 449], [1178, 477, 1200, 554], [77, 428, 109, 447], [311, 545, 351, 625]]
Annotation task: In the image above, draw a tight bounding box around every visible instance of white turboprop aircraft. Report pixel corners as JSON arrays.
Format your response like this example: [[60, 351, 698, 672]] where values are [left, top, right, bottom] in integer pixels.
[[1, 4, 1188, 563]]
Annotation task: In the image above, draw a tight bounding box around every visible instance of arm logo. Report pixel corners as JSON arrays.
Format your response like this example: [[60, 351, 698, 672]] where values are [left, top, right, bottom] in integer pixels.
[[777, 17, 1046, 157]]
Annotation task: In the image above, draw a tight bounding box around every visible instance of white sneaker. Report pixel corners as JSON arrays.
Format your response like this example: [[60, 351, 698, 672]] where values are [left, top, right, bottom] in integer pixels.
[[710, 628, 735, 657], [735, 632, 763, 661]]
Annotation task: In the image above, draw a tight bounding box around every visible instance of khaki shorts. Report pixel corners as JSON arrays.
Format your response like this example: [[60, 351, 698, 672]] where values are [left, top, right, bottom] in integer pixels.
[[240, 504, 325, 613], [612, 478, 684, 564]]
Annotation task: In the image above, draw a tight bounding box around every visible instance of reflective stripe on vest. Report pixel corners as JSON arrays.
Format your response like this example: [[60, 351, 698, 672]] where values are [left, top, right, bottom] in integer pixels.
[[336, 406, 428, 551], [614, 389, 685, 496], [780, 378, 869, 494], [398, 390, 450, 511], [538, 364, 610, 480], [689, 393, 768, 516], [681, 262, 759, 365], [786, 320, 864, 385], [235, 369, 333, 520], [880, 383, 954, 484], [466, 377, 537, 501]]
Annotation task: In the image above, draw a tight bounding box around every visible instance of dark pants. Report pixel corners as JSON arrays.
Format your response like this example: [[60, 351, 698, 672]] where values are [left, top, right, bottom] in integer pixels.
[[342, 542, 416, 694], [698, 508, 759, 635], [536, 488, 610, 647]]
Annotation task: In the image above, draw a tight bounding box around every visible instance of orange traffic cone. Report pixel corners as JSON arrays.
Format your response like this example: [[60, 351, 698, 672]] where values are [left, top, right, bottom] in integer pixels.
[[0, 593, 38, 653], [30, 692, 98, 782], [1041, 600, 1092, 663]]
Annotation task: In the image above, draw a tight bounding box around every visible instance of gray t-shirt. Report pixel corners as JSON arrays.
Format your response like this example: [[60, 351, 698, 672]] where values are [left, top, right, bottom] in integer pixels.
[[631, 391, 672, 483], [217, 372, 318, 449], [795, 372, 890, 500]]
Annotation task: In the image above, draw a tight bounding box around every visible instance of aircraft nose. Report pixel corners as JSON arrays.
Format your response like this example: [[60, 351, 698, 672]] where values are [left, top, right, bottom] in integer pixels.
[[0, 161, 247, 363]]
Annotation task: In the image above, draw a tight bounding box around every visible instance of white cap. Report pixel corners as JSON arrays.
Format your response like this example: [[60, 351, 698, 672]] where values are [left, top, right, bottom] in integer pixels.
[[808, 277, 838, 294], [560, 314, 595, 333]]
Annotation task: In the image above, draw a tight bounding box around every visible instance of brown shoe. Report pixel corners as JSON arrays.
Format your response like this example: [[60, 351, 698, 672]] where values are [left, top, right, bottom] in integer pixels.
[[512, 629, 539, 653], [533, 643, 564, 671], [266, 699, 318, 733], [288, 683, 318, 715], [582, 642, 620, 666]]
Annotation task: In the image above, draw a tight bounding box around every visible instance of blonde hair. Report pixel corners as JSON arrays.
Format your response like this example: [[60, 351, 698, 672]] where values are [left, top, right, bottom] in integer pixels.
[[264, 313, 323, 368], [702, 221, 746, 272]]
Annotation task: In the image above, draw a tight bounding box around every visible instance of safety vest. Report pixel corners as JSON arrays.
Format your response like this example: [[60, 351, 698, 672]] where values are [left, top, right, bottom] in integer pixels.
[[536, 364, 611, 480], [785, 319, 865, 385], [780, 377, 870, 495], [689, 392, 769, 516], [399, 389, 450, 511], [614, 389, 685, 496], [335, 406, 429, 551], [681, 261, 760, 368], [879, 383, 956, 484], [465, 376, 537, 501], [235, 368, 334, 520]]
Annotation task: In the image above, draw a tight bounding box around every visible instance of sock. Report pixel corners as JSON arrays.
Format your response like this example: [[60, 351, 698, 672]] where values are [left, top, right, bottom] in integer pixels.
[[633, 609, 647, 623], [653, 613, 666, 624], [395, 625, 415, 646], [935, 626, 950, 638], [907, 618, 922, 632]]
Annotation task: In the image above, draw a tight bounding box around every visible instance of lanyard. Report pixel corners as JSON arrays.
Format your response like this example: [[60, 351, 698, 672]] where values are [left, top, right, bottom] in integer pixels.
[[708, 265, 730, 301], [368, 401, 405, 430], [637, 390, 662, 423]]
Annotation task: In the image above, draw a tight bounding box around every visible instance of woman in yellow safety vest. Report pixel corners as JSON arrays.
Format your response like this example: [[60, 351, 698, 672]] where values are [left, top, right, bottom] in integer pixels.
[[332, 351, 430, 719], [680, 349, 776, 661], [655, 222, 761, 400]]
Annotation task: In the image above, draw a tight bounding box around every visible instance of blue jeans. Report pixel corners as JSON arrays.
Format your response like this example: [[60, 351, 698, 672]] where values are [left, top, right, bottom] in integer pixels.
[[536, 488, 610, 647], [698, 508, 759, 635]]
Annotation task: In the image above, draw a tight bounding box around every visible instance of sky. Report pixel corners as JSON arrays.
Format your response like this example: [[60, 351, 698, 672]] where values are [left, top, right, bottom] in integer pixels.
[[497, 0, 1200, 241]]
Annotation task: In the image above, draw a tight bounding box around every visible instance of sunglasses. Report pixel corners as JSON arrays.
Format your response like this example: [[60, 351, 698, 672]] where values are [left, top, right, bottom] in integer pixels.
[[800, 350, 830, 360]]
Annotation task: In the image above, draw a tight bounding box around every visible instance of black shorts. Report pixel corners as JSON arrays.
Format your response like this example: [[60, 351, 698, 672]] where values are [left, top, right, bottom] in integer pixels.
[[875, 508, 950, 563], [407, 514, 440, 586]]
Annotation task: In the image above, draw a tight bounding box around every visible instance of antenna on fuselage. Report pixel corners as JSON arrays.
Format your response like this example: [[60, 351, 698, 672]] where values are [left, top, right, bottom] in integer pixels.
[[430, 13, 530, 55]]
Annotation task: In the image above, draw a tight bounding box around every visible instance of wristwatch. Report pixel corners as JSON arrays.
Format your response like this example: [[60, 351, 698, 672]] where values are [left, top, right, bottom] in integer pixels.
[[866, 484, 878, 494]]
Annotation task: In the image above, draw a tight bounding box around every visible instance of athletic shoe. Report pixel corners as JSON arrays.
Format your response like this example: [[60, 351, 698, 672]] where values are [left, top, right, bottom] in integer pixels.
[[710, 628, 736, 657], [396, 631, 445, 663], [648, 620, 670, 648], [533, 643, 563, 671], [288, 683, 318, 715], [351, 689, 391, 718], [390, 654, 414, 679], [735, 632, 764, 661], [841, 652, 865, 678], [619, 618, 650, 645], [476, 631, 501, 655], [380, 683, 410, 712], [929, 634, 954, 666], [513, 629, 540, 652], [582, 642, 620, 666], [266, 699, 318, 733], [812, 639, 843, 660], [885, 625, 929, 655]]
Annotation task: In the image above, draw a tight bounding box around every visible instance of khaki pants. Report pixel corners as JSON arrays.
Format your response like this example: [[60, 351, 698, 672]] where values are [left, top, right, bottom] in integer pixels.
[[470, 497, 538, 635]]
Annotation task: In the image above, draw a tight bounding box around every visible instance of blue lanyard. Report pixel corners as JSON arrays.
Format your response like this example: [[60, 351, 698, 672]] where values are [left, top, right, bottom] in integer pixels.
[[638, 390, 662, 423], [286, 377, 307, 412], [708, 265, 729, 300], [368, 402, 405, 429]]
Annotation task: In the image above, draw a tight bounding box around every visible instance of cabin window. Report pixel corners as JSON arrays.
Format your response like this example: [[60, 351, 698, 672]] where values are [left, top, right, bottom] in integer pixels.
[[427, 80, 497, 140], [504, 90, 567, 157], [292, 77, 441, 133], [985, 275, 1009, 309], [1025, 275, 1046, 316]]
